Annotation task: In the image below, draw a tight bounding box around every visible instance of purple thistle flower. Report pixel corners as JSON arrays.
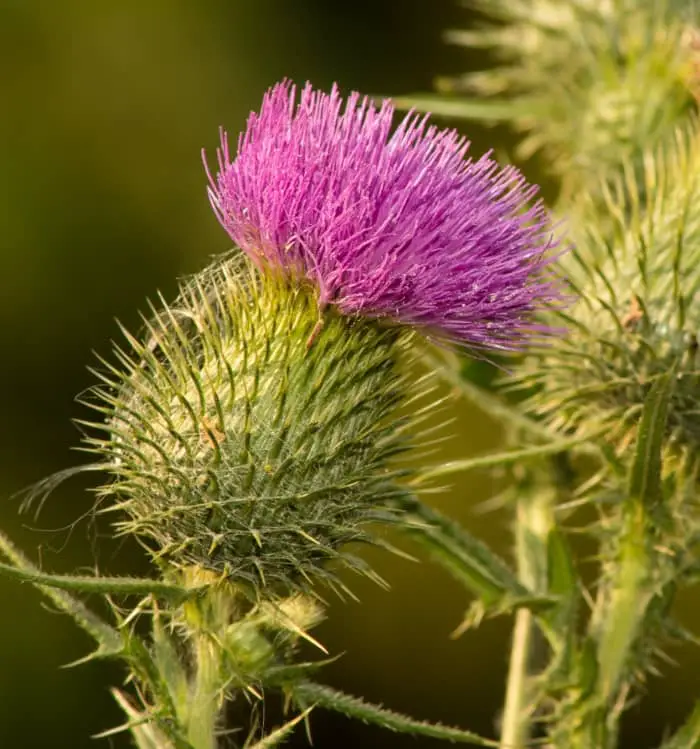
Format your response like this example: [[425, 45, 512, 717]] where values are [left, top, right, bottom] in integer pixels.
[[205, 81, 566, 351]]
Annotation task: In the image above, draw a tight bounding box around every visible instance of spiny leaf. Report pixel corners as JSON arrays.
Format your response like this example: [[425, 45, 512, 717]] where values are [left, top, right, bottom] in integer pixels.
[[393, 495, 522, 605], [628, 367, 676, 505], [419, 349, 555, 443], [0, 562, 202, 603], [391, 94, 518, 122], [454, 592, 558, 637], [264, 658, 339, 686], [412, 432, 601, 486], [536, 527, 581, 685], [594, 503, 654, 704], [0, 529, 122, 656], [546, 528, 578, 602], [289, 681, 500, 746], [657, 701, 700, 749], [100, 690, 180, 749], [244, 709, 313, 749], [120, 634, 187, 743]]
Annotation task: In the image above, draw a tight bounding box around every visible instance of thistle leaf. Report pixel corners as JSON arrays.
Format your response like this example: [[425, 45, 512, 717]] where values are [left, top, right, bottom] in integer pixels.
[[391, 94, 517, 122], [0, 529, 122, 656], [412, 432, 601, 486], [657, 702, 700, 749], [101, 690, 181, 749], [0, 562, 201, 603], [628, 368, 676, 505], [420, 349, 555, 443], [289, 681, 500, 747], [244, 709, 312, 749], [394, 495, 525, 606]]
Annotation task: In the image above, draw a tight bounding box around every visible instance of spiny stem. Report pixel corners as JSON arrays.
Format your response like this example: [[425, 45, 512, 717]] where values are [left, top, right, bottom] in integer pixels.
[[187, 633, 222, 749], [594, 504, 651, 702], [500, 490, 553, 749], [575, 369, 675, 747], [500, 609, 534, 749], [245, 709, 313, 749], [579, 502, 653, 749]]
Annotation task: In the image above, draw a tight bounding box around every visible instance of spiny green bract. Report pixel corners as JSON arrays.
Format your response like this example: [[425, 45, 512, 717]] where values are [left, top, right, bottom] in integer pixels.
[[431, 0, 698, 195], [515, 125, 700, 461], [81, 255, 418, 595]]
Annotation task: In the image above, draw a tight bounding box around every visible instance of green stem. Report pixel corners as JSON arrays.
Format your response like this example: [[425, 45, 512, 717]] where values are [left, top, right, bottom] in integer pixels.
[[187, 634, 222, 749], [500, 490, 553, 749], [571, 371, 674, 748], [594, 505, 651, 701], [179, 581, 240, 749], [500, 609, 534, 749], [580, 502, 652, 749]]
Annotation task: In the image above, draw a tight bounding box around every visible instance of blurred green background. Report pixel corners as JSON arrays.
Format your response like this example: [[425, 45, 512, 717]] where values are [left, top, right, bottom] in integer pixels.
[[0, 2, 698, 747]]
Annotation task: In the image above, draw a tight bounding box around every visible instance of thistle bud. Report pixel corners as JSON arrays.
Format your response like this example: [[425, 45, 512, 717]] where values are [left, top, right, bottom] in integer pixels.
[[85, 258, 414, 594], [435, 2, 696, 193], [517, 125, 700, 459]]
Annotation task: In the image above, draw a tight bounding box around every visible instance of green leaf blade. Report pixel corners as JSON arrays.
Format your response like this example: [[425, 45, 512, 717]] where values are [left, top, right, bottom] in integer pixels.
[[290, 681, 499, 747], [627, 368, 676, 505], [391, 94, 519, 122]]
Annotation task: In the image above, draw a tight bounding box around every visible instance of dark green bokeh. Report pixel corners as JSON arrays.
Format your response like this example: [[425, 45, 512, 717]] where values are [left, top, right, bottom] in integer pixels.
[[0, 2, 697, 747]]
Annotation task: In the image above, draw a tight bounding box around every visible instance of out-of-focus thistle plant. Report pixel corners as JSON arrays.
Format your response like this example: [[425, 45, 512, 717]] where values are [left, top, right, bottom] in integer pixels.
[[379, 4, 700, 749], [397, 0, 700, 197], [0, 81, 564, 748], [492, 124, 700, 748]]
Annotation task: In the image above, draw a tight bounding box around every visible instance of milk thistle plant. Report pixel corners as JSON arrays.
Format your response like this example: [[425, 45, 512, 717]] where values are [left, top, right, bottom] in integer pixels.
[[0, 81, 563, 748]]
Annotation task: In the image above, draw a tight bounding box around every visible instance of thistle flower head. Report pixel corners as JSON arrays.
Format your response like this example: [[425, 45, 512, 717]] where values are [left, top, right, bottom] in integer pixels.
[[206, 81, 564, 353], [78, 82, 566, 598]]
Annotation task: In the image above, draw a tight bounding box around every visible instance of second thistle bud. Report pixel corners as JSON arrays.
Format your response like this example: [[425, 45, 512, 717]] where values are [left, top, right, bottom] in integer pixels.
[[517, 126, 700, 461], [84, 257, 415, 595]]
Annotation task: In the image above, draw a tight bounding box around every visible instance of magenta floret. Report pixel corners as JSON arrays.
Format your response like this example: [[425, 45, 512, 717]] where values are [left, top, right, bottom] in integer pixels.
[[206, 81, 565, 351]]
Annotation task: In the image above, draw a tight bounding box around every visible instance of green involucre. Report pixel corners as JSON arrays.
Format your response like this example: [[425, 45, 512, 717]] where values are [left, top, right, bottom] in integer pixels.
[[81, 255, 417, 594], [516, 125, 700, 460]]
